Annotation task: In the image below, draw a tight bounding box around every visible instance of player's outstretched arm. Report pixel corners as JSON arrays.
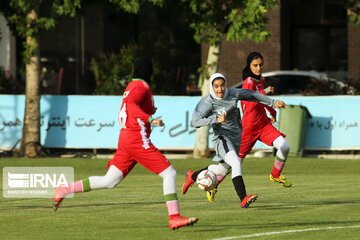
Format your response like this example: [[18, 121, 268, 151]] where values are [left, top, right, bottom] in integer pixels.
[[232, 88, 276, 108]]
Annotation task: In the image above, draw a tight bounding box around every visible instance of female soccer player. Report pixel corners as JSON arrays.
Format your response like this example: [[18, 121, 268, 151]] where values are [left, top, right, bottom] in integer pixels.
[[53, 57, 198, 230], [182, 72, 286, 208], [240, 52, 292, 188]]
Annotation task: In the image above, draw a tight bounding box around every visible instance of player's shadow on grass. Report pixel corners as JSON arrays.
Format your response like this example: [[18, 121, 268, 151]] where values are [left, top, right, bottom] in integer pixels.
[[251, 205, 299, 210], [252, 199, 360, 210], [306, 200, 360, 205], [13, 201, 165, 210]]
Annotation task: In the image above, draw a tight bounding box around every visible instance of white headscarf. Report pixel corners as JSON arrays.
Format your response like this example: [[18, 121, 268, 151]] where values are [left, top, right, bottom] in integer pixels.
[[209, 73, 229, 100]]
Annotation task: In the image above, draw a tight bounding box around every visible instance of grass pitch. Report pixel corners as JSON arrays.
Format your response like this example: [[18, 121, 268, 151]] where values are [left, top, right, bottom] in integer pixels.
[[1, 156, 360, 240]]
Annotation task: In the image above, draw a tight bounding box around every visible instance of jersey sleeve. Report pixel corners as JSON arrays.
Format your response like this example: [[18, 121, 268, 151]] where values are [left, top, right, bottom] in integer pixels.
[[233, 88, 275, 107], [191, 96, 217, 128]]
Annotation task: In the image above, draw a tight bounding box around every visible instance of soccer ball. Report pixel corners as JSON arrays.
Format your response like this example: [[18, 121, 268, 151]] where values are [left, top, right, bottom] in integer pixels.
[[196, 170, 217, 191]]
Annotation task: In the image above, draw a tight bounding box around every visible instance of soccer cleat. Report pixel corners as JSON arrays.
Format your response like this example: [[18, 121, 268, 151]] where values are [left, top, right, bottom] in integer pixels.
[[241, 194, 258, 208], [52, 186, 67, 211], [269, 174, 292, 187], [169, 215, 199, 230], [182, 170, 194, 194], [206, 188, 218, 202]]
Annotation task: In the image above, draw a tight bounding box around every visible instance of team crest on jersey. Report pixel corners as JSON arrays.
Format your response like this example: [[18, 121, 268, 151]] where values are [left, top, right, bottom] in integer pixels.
[[217, 108, 227, 116], [123, 91, 130, 98]]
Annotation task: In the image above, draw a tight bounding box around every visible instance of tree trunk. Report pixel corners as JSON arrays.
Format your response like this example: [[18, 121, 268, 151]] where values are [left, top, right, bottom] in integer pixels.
[[20, 9, 41, 157], [193, 44, 220, 158]]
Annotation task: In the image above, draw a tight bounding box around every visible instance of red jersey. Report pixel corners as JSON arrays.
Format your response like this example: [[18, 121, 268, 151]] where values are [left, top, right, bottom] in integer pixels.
[[241, 76, 277, 132], [118, 80, 155, 138]]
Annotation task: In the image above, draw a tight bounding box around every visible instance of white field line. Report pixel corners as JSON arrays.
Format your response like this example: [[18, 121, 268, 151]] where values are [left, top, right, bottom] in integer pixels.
[[210, 225, 360, 240]]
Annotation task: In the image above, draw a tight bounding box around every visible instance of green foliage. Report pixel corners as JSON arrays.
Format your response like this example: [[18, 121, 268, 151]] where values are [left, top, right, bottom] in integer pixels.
[[108, 0, 164, 14], [53, 0, 81, 16], [0, 0, 169, 63], [227, 0, 273, 43], [109, 0, 142, 13], [181, 0, 278, 93], [91, 44, 137, 95], [197, 61, 218, 88], [348, 0, 360, 27], [0, 0, 82, 62], [181, 0, 278, 46], [91, 38, 174, 95]]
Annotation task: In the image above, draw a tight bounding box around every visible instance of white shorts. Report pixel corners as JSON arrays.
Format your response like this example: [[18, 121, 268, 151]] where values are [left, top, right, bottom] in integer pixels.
[[212, 135, 240, 162]]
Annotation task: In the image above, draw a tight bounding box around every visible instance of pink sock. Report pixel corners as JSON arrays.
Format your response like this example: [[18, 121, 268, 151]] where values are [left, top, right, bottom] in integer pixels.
[[272, 159, 285, 178], [67, 180, 84, 194], [215, 175, 226, 188], [167, 200, 180, 219]]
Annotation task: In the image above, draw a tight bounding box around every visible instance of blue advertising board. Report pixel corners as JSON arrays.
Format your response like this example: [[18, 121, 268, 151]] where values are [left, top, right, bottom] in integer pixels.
[[0, 95, 359, 150], [277, 96, 360, 150]]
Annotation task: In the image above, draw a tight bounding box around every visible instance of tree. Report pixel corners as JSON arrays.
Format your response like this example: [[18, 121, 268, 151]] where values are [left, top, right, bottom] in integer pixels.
[[180, 0, 278, 158], [0, 0, 168, 157], [348, 0, 360, 26], [0, 0, 81, 157], [108, 0, 164, 13]]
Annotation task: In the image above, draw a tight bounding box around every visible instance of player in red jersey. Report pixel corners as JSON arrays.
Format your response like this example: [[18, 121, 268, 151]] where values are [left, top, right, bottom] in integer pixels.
[[53, 57, 198, 230], [239, 52, 292, 187]]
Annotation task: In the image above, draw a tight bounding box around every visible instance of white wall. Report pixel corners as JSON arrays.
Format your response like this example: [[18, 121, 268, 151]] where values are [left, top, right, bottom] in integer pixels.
[[0, 14, 16, 76]]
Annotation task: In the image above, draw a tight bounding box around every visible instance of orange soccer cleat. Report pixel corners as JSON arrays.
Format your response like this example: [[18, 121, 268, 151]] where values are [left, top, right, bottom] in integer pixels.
[[52, 186, 68, 211], [169, 215, 199, 230], [241, 194, 258, 208], [182, 170, 194, 194]]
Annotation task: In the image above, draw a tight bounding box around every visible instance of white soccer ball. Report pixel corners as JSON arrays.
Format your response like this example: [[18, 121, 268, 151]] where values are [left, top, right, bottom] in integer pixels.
[[196, 170, 217, 191]]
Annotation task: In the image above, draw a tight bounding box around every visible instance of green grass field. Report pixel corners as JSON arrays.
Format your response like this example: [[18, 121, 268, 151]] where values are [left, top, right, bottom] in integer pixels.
[[1, 156, 360, 240]]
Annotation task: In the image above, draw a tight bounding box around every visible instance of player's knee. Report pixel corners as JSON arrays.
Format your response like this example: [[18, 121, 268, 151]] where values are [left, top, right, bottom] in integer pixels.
[[106, 180, 118, 188], [159, 165, 177, 180], [216, 166, 229, 176], [104, 176, 122, 188], [280, 141, 290, 155], [167, 167, 177, 179], [209, 164, 226, 176], [230, 163, 242, 178], [231, 170, 242, 179]]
